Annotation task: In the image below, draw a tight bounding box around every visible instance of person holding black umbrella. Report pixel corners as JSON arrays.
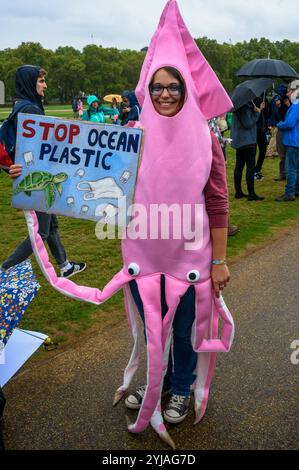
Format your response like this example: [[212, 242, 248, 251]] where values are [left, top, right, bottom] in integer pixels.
[[230, 78, 272, 200], [236, 59, 299, 81], [231, 100, 265, 200], [235, 58, 299, 185]]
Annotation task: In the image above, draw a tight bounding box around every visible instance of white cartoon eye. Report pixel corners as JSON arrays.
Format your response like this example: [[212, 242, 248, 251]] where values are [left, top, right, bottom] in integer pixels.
[[128, 263, 140, 276], [186, 270, 200, 282]]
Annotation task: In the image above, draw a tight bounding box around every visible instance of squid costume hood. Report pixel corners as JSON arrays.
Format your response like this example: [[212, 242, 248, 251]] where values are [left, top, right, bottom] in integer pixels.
[[25, 0, 234, 449]]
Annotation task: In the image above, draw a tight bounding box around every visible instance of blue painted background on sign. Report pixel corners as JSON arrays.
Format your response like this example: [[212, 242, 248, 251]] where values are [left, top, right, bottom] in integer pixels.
[[12, 114, 142, 226]]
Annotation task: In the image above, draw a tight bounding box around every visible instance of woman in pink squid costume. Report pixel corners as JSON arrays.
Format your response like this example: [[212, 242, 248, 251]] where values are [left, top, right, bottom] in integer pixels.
[[24, 0, 235, 449]]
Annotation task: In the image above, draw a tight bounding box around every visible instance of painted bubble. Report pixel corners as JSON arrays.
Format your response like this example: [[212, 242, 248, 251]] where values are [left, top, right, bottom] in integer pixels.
[[23, 151, 34, 166], [66, 197, 75, 207], [75, 168, 85, 178], [80, 205, 89, 214], [120, 170, 131, 183]]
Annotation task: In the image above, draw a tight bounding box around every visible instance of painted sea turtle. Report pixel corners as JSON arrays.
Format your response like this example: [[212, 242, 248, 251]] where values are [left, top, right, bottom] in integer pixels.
[[13, 171, 68, 208]]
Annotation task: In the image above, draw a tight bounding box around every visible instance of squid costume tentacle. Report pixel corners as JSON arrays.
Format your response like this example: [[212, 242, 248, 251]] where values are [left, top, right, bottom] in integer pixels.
[[24, 0, 235, 449]]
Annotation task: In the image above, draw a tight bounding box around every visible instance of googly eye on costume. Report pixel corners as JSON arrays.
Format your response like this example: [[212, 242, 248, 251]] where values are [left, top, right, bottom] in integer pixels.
[[128, 263, 140, 276], [186, 270, 200, 282]]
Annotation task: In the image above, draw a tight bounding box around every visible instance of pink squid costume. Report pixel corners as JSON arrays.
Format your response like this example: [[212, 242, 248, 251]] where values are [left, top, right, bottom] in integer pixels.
[[24, 0, 234, 449]]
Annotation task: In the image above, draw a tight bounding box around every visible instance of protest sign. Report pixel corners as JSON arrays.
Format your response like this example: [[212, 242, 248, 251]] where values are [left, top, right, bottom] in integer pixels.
[[12, 115, 143, 227]]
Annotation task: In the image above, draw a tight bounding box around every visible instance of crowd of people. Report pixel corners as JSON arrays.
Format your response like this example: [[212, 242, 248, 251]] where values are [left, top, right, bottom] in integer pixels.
[[72, 77, 299, 210], [71, 90, 141, 126], [231, 80, 299, 202]]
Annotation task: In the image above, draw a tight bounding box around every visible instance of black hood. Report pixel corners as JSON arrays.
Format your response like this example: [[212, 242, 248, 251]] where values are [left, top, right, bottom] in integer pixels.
[[15, 65, 44, 111]]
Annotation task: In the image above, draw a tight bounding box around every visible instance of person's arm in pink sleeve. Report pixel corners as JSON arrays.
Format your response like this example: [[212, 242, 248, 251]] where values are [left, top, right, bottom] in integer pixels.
[[204, 131, 229, 228]]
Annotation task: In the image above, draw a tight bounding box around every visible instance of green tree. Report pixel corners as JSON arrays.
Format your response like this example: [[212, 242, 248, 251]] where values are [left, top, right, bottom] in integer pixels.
[[49, 49, 85, 103], [0, 38, 298, 105]]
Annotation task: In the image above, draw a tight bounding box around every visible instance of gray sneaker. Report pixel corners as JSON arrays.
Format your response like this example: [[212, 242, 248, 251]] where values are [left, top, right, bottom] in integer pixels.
[[125, 384, 171, 410], [163, 394, 191, 424], [125, 385, 146, 410]]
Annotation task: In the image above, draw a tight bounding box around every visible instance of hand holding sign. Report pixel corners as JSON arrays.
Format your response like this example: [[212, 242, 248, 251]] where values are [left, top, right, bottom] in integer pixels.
[[12, 115, 143, 226]]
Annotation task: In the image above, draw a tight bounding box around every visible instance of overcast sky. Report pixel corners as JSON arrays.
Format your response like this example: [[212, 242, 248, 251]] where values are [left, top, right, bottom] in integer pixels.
[[3, 0, 298, 52]]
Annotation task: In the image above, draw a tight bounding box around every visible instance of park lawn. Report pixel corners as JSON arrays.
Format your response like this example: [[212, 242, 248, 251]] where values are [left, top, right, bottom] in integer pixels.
[[0, 118, 299, 350], [0, 105, 74, 121], [0, 104, 115, 121]]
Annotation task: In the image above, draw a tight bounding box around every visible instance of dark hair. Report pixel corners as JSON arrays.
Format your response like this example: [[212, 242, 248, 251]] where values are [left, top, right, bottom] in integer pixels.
[[38, 68, 47, 78], [149, 66, 186, 104]]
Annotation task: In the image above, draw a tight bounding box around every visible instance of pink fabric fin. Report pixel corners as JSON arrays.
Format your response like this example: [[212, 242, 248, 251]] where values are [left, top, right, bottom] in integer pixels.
[[174, 1, 233, 119], [127, 274, 163, 434], [24, 210, 131, 304], [113, 284, 142, 406]]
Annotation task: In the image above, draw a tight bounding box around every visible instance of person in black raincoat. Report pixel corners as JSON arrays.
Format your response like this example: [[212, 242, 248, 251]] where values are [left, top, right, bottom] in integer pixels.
[[231, 100, 265, 201], [120, 91, 141, 125]]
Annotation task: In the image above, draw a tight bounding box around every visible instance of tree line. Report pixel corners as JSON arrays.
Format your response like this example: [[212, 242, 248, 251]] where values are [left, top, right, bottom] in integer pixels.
[[0, 38, 298, 104]]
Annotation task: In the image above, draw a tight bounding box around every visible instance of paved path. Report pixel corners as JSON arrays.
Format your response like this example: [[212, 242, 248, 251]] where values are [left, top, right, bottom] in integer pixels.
[[2, 228, 299, 450]]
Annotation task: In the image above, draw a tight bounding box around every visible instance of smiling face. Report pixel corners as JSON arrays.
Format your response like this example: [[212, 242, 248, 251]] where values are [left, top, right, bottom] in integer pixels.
[[150, 68, 185, 117]]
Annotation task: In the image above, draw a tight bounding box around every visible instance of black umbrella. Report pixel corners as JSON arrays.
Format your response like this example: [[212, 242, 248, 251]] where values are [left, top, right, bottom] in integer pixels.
[[236, 58, 298, 79], [230, 78, 273, 111]]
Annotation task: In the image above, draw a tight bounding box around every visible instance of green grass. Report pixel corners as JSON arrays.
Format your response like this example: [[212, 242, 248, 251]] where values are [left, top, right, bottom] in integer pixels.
[[0, 105, 75, 121], [1, 111, 299, 347], [0, 104, 115, 121]]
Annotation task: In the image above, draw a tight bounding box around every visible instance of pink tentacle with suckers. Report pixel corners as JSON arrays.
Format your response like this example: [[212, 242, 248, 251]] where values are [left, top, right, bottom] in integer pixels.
[[162, 276, 189, 349], [151, 276, 189, 446], [192, 289, 234, 423], [113, 284, 142, 406], [126, 275, 164, 433], [127, 274, 188, 446], [193, 282, 235, 353]]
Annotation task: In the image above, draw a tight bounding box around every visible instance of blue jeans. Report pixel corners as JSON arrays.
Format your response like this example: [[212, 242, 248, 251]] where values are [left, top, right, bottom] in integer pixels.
[[129, 275, 197, 396], [285, 146, 299, 196]]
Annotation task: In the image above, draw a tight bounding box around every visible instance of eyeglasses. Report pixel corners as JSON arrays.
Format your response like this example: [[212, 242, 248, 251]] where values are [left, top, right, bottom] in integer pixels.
[[150, 83, 182, 96]]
